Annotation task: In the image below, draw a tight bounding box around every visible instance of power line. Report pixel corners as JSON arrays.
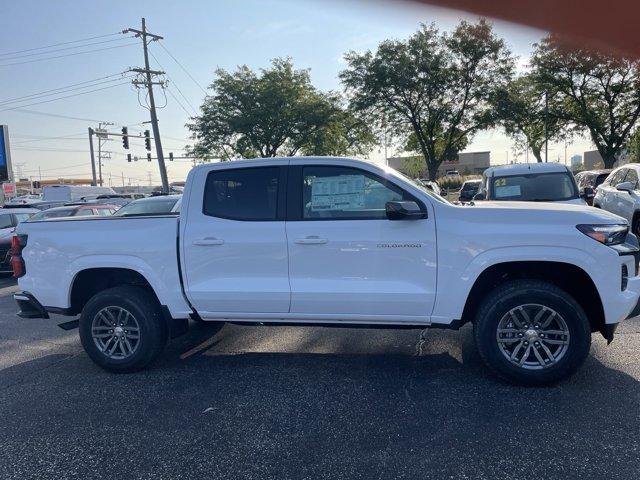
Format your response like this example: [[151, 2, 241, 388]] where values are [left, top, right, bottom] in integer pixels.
[[13, 147, 88, 153], [148, 49, 198, 115], [0, 42, 138, 67], [165, 85, 195, 118], [157, 41, 208, 95], [7, 108, 113, 123], [0, 81, 131, 112], [0, 37, 135, 61], [19, 162, 90, 173], [0, 32, 122, 57], [0, 75, 134, 107], [0, 72, 127, 105]]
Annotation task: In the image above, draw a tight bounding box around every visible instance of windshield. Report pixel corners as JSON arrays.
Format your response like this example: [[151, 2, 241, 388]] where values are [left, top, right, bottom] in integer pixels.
[[490, 172, 578, 201], [29, 208, 77, 220], [114, 198, 179, 216]]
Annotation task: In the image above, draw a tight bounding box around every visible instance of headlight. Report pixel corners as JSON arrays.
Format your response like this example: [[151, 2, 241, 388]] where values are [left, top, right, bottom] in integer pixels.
[[576, 224, 628, 246]]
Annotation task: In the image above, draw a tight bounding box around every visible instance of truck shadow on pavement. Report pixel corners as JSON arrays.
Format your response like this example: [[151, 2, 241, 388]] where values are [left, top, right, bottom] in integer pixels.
[[1, 321, 639, 479]]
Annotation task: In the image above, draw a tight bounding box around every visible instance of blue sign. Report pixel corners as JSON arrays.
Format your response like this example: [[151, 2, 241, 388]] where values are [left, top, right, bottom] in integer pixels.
[[0, 125, 6, 168]]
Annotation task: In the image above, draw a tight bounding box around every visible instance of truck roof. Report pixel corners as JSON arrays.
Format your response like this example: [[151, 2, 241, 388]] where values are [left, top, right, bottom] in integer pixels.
[[484, 162, 570, 177]]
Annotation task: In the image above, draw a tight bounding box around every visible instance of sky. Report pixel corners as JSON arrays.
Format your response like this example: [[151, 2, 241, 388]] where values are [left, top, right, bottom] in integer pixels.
[[0, 0, 593, 187]]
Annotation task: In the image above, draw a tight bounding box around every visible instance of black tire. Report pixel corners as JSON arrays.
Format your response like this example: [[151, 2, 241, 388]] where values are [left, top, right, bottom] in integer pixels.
[[632, 213, 640, 237], [79, 286, 168, 373], [473, 280, 591, 386]]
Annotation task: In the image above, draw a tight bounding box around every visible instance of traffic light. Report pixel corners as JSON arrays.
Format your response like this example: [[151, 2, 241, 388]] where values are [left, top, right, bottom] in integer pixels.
[[144, 130, 151, 151], [121, 127, 129, 149], [127, 153, 132, 163], [147, 153, 152, 162], [169, 152, 174, 161]]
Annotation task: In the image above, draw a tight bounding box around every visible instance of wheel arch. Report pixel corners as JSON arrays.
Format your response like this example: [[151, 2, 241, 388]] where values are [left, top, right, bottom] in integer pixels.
[[460, 260, 605, 337], [69, 267, 160, 315]]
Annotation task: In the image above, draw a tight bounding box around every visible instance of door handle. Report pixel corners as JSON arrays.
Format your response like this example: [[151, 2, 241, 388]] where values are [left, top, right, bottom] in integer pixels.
[[295, 236, 328, 245], [193, 237, 224, 246]]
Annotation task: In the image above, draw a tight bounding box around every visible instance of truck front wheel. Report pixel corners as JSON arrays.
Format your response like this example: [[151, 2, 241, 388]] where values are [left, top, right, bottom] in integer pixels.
[[79, 286, 168, 373], [474, 280, 591, 386]]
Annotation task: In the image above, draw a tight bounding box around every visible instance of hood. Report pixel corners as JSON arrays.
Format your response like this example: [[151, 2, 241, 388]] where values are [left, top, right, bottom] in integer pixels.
[[463, 201, 626, 225]]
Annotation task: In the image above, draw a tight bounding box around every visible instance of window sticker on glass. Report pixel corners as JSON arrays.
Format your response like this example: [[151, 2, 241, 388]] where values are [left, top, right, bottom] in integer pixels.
[[310, 175, 365, 211], [495, 185, 521, 198]]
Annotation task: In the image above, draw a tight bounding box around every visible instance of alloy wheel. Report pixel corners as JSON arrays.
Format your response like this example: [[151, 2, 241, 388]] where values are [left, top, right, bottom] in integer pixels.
[[91, 306, 141, 359], [496, 304, 570, 370]]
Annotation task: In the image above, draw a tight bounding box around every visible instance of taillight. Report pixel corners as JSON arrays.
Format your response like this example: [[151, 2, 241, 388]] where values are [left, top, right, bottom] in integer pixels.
[[10, 234, 27, 278]]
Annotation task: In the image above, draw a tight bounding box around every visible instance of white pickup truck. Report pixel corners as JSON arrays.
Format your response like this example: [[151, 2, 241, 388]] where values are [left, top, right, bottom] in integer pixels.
[[12, 157, 640, 385]]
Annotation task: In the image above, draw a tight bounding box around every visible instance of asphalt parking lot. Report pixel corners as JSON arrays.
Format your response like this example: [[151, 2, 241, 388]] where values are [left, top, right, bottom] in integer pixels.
[[1, 277, 639, 479]]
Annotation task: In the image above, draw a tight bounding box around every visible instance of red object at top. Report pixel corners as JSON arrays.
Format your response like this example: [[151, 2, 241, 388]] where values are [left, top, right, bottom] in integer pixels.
[[411, 0, 640, 58]]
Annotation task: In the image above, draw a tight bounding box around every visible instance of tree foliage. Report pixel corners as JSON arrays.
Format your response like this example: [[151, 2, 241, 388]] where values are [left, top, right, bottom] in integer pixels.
[[187, 58, 375, 160], [494, 73, 570, 163], [532, 36, 640, 168], [340, 20, 514, 180]]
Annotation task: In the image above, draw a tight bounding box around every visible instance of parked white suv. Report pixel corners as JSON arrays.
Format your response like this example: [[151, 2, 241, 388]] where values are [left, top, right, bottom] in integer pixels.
[[593, 165, 640, 234], [474, 162, 587, 205], [11, 157, 640, 385]]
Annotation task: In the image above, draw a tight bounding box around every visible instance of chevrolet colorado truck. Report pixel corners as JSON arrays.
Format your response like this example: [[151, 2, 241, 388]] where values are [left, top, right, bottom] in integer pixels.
[[12, 157, 640, 385]]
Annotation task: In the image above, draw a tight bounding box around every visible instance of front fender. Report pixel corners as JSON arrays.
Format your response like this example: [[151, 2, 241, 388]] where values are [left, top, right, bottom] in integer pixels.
[[430, 245, 602, 324]]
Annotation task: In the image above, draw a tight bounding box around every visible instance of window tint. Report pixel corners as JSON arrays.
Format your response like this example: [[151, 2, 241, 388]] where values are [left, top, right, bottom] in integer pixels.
[[75, 209, 94, 217], [14, 213, 32, 224], [608, 169, 627, 186], [625, 169, 638, 188], [204, 167, 279, 221], [490, 172, 578, 201], [0, 214, 13, 229], [96, 208, 113, 216], [302, 166, 408, 220]]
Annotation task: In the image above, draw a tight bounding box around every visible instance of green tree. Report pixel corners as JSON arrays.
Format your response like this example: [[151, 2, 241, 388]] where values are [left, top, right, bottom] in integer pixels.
[[532, 35, 640, 168], [626, 128, 640, 163], [340, 20, 514, 180], [187, 58, 374, 159], [494, 74, 570, 163]]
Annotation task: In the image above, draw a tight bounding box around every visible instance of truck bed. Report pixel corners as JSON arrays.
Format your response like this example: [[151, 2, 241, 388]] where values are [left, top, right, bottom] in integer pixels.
[[16, 215, 192, 318]]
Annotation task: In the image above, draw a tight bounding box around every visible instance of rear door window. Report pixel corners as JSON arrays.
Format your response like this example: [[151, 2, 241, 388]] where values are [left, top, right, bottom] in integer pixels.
[[203, 167, 280, 221]]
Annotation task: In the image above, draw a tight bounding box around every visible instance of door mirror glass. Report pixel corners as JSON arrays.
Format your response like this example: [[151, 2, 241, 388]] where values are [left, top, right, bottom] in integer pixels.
[[616, 181, 635, 193], [385, 201, 426, 220]]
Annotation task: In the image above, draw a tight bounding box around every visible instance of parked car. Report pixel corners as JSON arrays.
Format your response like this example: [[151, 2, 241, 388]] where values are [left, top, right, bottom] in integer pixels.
[[0, 208, 38, 274], [474, 162, 587, 204], [593, 164, 640, 234], [458, 179, 481, 202], [12, 157, 640, 385], [42, 185, 116, 203], [112, 195, 181, 217], [27, 204, 118, 221], [575, 169, 612, 206], [445, 170, 461, 177], [5, 201, 67, 211]]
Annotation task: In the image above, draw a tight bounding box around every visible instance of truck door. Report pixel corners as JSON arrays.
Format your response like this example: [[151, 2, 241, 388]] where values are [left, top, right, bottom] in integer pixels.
[[285, 163, 437, 321], [181, 164, 290, 316]]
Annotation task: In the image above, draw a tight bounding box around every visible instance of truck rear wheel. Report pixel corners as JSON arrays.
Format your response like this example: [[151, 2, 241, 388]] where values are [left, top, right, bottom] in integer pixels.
[[473, 280, 591, 386], [79, 286, 168, 373]]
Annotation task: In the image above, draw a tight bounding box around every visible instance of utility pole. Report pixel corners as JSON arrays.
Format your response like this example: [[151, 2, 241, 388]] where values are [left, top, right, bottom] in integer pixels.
[[88, 128, 97, 186], [125, 18, 169, 193]]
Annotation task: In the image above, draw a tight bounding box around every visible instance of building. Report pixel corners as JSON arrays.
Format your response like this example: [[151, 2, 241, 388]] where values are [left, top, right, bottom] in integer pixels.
[[583, 150, 629, 170], [570, 154, 582, 169], [387, 151, 491, 178]]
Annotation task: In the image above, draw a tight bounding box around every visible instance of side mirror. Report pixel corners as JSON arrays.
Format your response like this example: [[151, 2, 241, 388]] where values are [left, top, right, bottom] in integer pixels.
[[473, 192, 485, 201], [581, 186, 595, 199], [616, 181, 635, 193], [385, 201, 426, 220]]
